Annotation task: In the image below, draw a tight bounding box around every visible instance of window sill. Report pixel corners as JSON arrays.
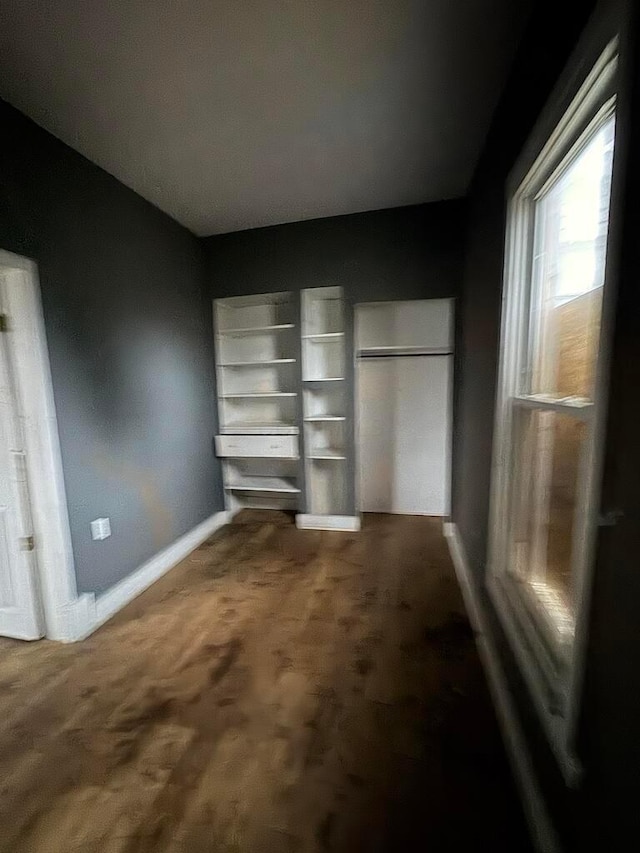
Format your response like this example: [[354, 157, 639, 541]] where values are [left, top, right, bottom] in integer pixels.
[[487, 573, 583, 787]]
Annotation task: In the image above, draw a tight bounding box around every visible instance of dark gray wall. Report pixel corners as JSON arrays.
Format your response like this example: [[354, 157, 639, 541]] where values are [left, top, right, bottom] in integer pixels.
[[0, 99, 223, 594], [452, 0, 640, 848], [203, 202, 465, 303], [203, 202, 466, 515], [580, 0, 640, 843]]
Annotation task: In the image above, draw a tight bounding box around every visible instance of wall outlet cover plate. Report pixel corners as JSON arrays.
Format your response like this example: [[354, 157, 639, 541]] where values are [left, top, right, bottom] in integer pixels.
[[91, 517, 111, 541]]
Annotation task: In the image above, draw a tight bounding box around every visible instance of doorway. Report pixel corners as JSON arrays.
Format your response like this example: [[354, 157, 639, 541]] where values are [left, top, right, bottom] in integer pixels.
[[0, 250, 79, 641], [356, 299, 453, 516], [0, 268, 43, 638]]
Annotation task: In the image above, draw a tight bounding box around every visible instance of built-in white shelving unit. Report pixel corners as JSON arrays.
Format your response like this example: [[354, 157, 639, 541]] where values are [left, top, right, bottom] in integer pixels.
[[214, 292, 301, 511], [298, 286, 358, 530]]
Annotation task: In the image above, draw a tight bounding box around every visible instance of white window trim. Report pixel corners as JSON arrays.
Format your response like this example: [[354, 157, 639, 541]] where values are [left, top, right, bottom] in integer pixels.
[[487, 40, 619, 786]]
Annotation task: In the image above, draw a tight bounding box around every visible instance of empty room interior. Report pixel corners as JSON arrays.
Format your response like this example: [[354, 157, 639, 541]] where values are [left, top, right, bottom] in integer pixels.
[[1, 0, 639, 850]]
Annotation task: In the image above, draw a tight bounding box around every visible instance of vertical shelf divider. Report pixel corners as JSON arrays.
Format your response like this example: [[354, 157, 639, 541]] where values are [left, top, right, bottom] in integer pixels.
[[297, 286, 360, 531]]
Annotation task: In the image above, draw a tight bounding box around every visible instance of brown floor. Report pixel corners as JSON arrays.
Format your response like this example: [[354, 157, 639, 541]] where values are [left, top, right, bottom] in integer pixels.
[[0, 511, 530, 852]]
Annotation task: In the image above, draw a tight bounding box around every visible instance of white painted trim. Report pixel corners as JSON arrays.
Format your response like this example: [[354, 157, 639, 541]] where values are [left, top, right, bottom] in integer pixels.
[[444, 303, 455, 517], [295, 514, 360, 531], [352, 299, 361, 519], [485, 37, 621, 781], [0, 249, 88, 642], [486, 574, 582, 785], [443, 522, 563, 853], [76, 510, 233, 640]]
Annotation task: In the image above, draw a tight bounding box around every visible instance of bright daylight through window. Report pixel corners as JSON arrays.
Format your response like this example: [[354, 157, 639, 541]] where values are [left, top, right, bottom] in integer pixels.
[[510, 116, 614, 641], [489, 44, 616, 740]]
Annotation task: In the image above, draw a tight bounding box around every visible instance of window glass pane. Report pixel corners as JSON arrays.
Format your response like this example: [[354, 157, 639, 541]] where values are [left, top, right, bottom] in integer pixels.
[[507, 408, 587, 645], [528, 115, 615, 401]]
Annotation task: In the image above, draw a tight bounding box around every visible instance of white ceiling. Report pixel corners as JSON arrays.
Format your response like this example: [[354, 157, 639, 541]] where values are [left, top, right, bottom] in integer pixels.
[[0, 1, 530, 236]]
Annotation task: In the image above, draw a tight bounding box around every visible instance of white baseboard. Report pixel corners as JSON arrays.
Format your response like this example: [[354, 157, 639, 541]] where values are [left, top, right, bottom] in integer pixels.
[[69, 510, 232, 641], [295, 514, 361, 531], [53, 593, 97, 643], [443, 521, 562, 853]]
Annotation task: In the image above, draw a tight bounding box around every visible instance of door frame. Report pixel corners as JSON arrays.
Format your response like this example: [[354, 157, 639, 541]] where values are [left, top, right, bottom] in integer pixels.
[[354, 298, 455, 517], [0, 249, 92, 640]]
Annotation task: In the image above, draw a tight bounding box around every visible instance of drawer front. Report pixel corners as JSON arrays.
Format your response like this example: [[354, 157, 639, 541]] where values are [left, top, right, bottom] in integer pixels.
[[215, 434, 298, 458]]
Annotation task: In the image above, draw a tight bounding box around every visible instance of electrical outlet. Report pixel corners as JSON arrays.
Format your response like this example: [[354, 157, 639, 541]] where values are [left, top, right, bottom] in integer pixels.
[[91, 517, 111, 541]]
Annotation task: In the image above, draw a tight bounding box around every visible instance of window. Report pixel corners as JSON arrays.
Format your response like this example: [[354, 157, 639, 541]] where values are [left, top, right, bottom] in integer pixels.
[[488, 43, 617, 775]]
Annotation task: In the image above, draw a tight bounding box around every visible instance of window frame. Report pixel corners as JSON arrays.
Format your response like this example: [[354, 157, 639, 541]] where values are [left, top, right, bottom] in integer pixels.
[[487, 40, 619, 785]]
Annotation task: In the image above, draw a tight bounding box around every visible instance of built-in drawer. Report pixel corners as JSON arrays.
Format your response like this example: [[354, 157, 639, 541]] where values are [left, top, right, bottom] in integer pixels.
[[215, 434, 299, 458]]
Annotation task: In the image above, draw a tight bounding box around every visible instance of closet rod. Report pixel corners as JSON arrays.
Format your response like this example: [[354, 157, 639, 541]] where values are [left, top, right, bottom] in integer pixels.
[[357, 349, 453, 359]]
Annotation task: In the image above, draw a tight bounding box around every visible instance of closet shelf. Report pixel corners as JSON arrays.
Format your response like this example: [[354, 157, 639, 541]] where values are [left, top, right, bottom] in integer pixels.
[[357, 346, 452, 358], [302, 332, 344, 341], [303, 377, 345, 383], [219, 323, 295, 337], [225, 478, 300, 494], [304, 415, 346, 422], [221, 392, 297, 398], [221, 422, 299, 435], [220, 358, 296, 367], [309, 449, 347, 460]]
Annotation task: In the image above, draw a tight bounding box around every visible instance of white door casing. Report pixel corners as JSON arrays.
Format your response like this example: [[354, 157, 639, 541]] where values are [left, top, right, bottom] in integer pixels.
[[0, 250, 93, 641], [0, 273, 43, 638]]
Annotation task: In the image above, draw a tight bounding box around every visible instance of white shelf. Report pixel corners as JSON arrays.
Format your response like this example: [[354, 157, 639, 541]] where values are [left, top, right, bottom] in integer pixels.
[[357, 345, 452, 357], [221, 422, 299, 435], [220, 358, 296, 367], [309, 450, 347, 460], [304, 415, 346, 422], [304, 377, 345, 383], [219, 323, 295, 337], [225, 477, 300, 494], [222, 392, 297, 398], [302, 332, 345, 341]]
